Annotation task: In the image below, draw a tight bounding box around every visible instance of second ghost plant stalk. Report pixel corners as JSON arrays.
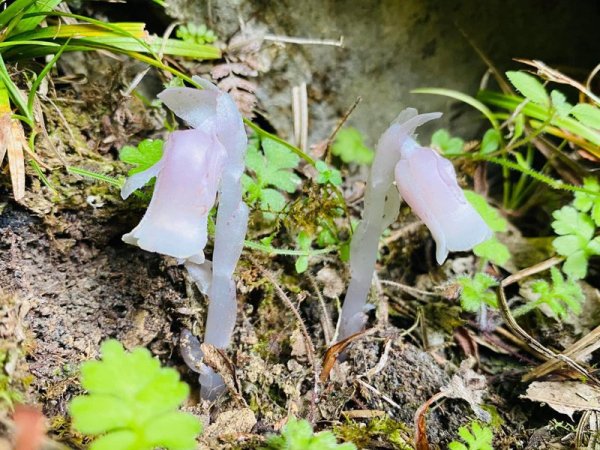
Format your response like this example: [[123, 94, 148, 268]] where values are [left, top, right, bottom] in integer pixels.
[[121, 77, 248, 399], [338, 109, 492, 342]]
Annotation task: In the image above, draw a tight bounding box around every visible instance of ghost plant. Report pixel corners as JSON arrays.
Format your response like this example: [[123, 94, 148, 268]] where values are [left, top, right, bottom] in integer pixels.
[[338, 109, 491, 341], [122, 77, 248, 399]]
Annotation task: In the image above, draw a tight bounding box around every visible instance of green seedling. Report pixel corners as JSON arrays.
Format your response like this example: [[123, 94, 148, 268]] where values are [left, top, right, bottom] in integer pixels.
[[331, 127, 374, 165], [69, 340, 201, 450], [574, 177, 600, 226], [456, 273, 498, 313], [514, 267, 584, 320], [120, 139, 164, 176], [551, 205, 600, 280], [431, 129, 465, 156], [315, 160, 342, 186], [262, 417, 356, 450], [243, 136, 301, 219]]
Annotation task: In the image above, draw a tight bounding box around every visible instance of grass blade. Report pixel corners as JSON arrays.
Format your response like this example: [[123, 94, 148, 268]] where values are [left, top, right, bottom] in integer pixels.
[[0, 55, 33, 124], [27, 38, 70, 117], [411, 87, 501, 132], [478, 90, 600, 147], [13, 0, 63, 33], [0, 0, 35, 28]]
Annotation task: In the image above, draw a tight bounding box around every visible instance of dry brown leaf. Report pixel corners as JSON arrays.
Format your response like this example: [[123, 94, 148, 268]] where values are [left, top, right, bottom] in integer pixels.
[[522, 381, 600, 419], [440, 359, 490, 422], [320, 327, 377, 382], [0, 115, 27, 201]]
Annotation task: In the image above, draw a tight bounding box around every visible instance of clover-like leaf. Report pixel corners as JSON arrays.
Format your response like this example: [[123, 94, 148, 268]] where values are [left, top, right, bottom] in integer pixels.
[[120, 139, 164, 176], [431, 129, 465, 156], [262, 417, 356, 450], [331, 127, 374, 164], [516, 267, 585, 320], [473, 237, 510, 266], [574, 177, 600, 226], [456, 273, 499, 312], [69, 340, 201, 450], [244, 137, 301, 220], [449, 422, 493, 450], [551, 205, 600, 279]]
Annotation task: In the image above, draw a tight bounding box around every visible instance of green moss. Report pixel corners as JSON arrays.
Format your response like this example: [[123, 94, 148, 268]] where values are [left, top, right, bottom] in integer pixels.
[[334, 416, 412, 449]]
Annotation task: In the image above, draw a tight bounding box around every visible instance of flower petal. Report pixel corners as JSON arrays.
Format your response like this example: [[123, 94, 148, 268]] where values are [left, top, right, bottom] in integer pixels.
[[120, 158, 164, 199], [395, 147, 491, 263], [123, 129, 226, 260], [158, 86, 218, 129]]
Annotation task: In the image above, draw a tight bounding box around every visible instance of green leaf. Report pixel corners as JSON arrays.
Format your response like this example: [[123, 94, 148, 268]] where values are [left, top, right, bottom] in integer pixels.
[[143, 411, 202, 449], [480, 129, 500, 155], [70, 395, 133, 434], [588, 236, 600, 255], [551, 204, 598, 280], [448, 443, 469, 450], [119, 139, 164, 176], [473, 237, 510, 266], [262, 417, 356, 450], [551, 206, 594, 240], [295, 231, 313, 274], [244, 136, 301, 220], [550, 90, 572, 118], [13, 0, 63, 34], [315, 160, 343, 186], [552, 235, 583, 256], [574, 177, 600, 220], [69, 340, 200, 450], [261, 188, 287, 215], [563, 250, 588, 280], [331, 127, 374, 165], [431, 129, 464, 156], [506, 71, 549, 107], [464, 191, 507, 232], [520, 267, 585, 320], [449, 422, 493, 450], [571, 103, 600, 129], [89, 430, 138, 450], [457, 273, 498, 312], [262, 138, 302, 192]]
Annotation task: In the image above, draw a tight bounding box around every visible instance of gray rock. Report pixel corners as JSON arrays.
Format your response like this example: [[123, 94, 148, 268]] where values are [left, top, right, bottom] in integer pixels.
[[166, 0, 600, 146]]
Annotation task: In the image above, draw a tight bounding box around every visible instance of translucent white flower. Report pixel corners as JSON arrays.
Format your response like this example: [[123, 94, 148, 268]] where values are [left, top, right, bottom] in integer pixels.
[[395, 139, 492, 264], [121, 128, 226, 263], [338, 108, 492, 343], [121, 77, 249, 399]]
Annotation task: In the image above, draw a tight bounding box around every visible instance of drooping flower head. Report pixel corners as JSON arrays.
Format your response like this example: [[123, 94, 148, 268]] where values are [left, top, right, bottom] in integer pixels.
[[395, 138, 492, 264], [121, 78, 249, 399], [338, 108, 491, 343], [121, 78, 247, 265]]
